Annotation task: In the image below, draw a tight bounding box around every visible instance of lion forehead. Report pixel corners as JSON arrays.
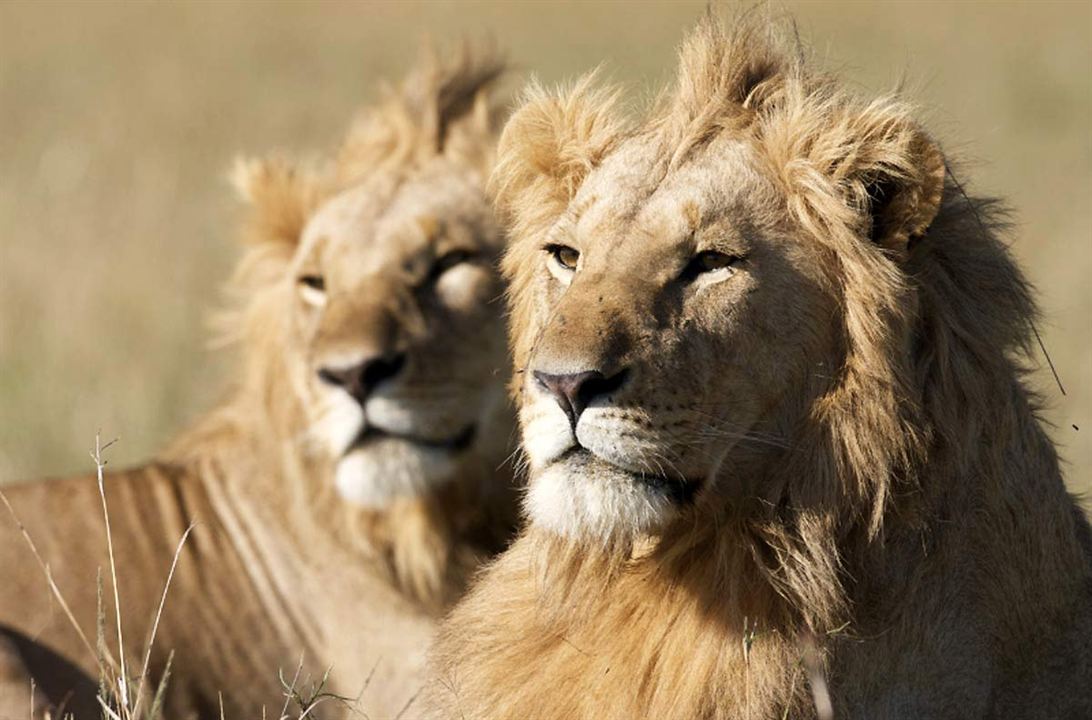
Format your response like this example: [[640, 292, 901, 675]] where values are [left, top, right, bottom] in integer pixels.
[[301, 170, 495, 279], [576, 137, 768, 235]]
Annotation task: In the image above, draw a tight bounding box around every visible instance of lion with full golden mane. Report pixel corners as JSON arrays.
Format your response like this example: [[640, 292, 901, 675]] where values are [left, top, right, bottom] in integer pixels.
[[1, 47, 514, 719], [427, 16, 1092, 719]]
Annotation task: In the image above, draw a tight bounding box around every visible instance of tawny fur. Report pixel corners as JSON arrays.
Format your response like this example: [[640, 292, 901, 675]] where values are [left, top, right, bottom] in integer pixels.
[[427, 15, 1092, 720], [0, 47, 515, 720]]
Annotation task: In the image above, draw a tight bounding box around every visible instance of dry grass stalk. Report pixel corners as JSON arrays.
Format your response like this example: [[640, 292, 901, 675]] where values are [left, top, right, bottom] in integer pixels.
[[275, 659, 361, 720], [130, 527, 193, 719], [90, 435, 128, 711], [802, 633, 833, 720], [4, 434, 192, 720]]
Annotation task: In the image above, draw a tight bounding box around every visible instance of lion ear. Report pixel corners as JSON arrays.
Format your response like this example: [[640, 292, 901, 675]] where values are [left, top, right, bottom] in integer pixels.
[[848, 123, 947, 256], [338, 43, 505, 182], [442, 88, 501, 178], [429, 43, 507, 176], [490, 73, 627, 237], [230, 156, 322, 249]]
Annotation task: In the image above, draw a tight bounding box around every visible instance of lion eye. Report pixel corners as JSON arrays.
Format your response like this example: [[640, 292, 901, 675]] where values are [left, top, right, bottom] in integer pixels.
[[299, 274, 325, 291], [682, 250, 740, 282], [297, 274, 326, 306], [546, 244, 580, 271], [430, 249, 476, 281]]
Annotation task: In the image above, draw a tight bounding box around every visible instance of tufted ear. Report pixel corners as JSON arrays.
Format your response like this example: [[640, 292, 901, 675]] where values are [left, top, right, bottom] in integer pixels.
[[338, 42, 506, 182], [764, 82, 948, 261], [859, 130, 946, 254], [490, 73, 628, 241], [832, 113, 947, 257], [426, 42, 507, 176], [230, 156, 326, 250]]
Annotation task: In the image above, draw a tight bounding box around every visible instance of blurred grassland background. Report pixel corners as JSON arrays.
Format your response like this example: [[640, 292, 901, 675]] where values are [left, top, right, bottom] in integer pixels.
[[0, 1, 1088, 499]]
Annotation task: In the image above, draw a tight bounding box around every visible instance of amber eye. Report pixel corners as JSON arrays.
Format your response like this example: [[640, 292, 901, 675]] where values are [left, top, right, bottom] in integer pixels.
[[546, 244, 580, 271], [298, 274, 325, 291], [681, 250, 741, 282]]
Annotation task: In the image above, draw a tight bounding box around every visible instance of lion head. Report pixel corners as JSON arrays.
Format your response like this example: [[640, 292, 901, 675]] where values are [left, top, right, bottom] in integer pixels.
[[493, 16, 981, 567], [222, 46, 511, 514]]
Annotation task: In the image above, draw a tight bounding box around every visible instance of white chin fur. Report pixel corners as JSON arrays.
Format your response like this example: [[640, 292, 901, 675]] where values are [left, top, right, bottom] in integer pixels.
[[335, 442, 456, 508], [525, 462, 678, 545]]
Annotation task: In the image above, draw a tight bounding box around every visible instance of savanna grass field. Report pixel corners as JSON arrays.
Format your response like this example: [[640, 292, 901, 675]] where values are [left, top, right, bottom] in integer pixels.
[[0, 0, 1089, 496]]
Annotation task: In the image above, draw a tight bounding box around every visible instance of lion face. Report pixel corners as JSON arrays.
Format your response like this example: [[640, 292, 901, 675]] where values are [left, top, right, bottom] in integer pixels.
[[513, 136, 838, 541], [232, 51, 510, 510], [287, 159, 507, 507], [497, 43, 945, 545]]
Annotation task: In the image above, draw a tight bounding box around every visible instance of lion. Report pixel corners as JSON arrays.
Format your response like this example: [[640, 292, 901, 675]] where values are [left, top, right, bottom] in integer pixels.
[[426, 16, 1092, 720], [0, 46, 515, 719]]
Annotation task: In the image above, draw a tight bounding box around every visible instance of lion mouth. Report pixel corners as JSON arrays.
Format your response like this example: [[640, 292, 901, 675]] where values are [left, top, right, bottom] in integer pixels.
[[346, 424, 476, 454], [558, 447, 701, 505]]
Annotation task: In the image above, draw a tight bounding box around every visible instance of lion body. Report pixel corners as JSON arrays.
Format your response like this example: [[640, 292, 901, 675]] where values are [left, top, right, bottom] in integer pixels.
[[1, 449, 435, 718], [427, 16, 1092, 719], [1, 47, 513, 719]]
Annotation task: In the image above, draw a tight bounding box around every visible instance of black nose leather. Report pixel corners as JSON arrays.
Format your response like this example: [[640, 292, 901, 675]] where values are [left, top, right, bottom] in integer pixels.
[[533, 368, 629, 428], [318, 352, 407, 403]]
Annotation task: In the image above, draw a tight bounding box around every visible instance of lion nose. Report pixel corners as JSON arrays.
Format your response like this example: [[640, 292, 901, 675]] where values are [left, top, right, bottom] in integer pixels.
[[533, 368, 629, 429], [317, 352, 407, 404]]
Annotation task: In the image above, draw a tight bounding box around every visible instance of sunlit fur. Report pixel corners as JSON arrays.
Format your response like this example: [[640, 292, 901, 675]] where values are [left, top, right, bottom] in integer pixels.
[[0, 46, 515, 719], [427, 15, 1092, 719]]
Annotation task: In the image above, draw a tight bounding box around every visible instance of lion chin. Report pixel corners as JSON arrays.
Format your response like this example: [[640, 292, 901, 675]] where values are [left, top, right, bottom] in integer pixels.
[[333, 427, 473, 508], [525, 450, 697, 543]]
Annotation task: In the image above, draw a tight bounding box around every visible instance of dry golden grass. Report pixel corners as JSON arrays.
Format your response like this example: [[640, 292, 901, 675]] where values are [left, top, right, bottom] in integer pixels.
[[0, 0, 1088, 500]]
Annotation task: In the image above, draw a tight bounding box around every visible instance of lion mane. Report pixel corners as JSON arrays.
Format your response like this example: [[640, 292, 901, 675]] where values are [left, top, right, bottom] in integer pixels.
[[427, 15, 1092, 719]]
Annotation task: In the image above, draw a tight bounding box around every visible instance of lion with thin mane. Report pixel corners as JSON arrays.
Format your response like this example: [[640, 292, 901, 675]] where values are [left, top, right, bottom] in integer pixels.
[[427, 16, 1092, 719], [1, 46, 514, 719]]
